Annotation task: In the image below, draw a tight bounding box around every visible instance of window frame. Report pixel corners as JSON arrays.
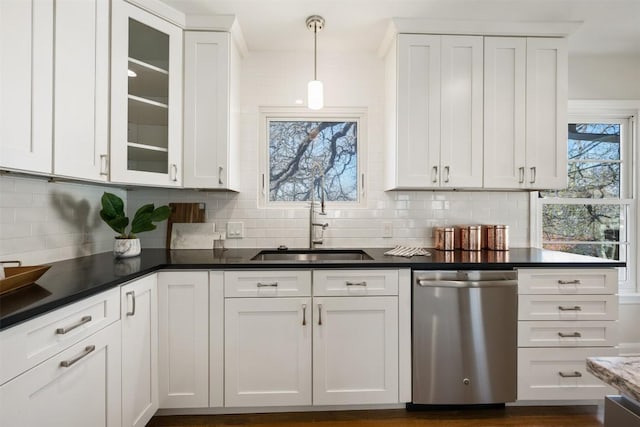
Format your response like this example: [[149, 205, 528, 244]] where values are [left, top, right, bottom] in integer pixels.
[[258, 106, 368, 209], [532, 100, 639, 295]]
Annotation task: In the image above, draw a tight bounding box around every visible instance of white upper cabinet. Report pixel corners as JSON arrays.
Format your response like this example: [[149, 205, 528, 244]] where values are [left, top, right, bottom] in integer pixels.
[[483, 37, 527, 189], [525, 37, 568, 189], [484, 37, 568, 189], [183, 31, 240, 190], [110, 0, 183, 187], [0, 0, 53, 174], [53, 0, 109, 181], [387, 34, 483, 189]]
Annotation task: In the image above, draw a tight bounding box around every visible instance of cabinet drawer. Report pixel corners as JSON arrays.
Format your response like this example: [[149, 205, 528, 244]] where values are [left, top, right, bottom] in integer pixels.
[[518, 295, 618, 321], [224, 270, 311, 297], [518, 268, 617, 295], [0, 288, 120, 385], [313, 270, 399, 296], [518, 321, 618, 347], [517, 347, 617, 401]]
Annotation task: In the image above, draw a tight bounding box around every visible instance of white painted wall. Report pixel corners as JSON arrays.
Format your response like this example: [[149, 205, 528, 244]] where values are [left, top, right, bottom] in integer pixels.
[[129, 50, 531, 250], [568, 54, 640, 100], [0, 175, 123, 265]]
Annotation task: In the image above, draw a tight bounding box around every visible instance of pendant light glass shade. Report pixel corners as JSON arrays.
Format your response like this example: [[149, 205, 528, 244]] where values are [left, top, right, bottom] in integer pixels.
[[307, 80, 323, 110], [306, 16, 324, 110]]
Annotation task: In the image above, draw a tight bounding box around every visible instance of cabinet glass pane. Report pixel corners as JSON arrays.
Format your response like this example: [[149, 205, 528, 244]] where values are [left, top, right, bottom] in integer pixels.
[[127, 18, 170, 173]]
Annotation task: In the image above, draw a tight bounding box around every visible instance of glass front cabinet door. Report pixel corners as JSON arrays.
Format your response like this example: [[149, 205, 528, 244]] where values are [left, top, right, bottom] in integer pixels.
[[110, 0, 182, 186]]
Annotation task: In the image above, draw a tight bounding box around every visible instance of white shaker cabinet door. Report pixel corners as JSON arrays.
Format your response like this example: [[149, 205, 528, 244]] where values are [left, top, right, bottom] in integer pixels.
[[0, 0, 53, 173], [525, 37, 568, 190], [439, 35, 484, 188], [483, 37, 527, 189], [395, 34, 441, 188], [158, 271, 209, 408], [0, 322, 122, 427], [224, 297, 312, 407], [313, 296, 399, 405], [53, 0, 109, 181], [121, 274, 158, 427]]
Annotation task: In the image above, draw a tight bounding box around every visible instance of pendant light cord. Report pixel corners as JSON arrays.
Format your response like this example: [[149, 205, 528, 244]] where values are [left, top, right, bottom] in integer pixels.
[[313, 23, 318, 80]]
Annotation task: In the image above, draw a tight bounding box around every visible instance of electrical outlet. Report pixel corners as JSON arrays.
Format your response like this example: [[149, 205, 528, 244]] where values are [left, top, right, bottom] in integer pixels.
[[383, 222, 393, 238], [227, 222, 244, 239]]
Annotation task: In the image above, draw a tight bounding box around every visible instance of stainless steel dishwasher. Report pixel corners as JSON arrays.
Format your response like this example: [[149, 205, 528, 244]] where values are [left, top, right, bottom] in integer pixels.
[[412, 270, 517, 405]]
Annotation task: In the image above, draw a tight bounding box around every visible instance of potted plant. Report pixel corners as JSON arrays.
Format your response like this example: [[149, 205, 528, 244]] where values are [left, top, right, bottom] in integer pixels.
[[100, 192, 171, 258]]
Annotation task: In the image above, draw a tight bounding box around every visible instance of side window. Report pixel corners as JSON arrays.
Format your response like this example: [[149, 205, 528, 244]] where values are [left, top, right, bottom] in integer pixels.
[[538, 118, 634, 292]]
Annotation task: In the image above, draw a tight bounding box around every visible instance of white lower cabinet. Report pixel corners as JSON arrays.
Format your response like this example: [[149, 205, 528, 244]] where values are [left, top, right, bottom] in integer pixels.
[[224, 297, 312, 407], [121, 274, 158, 427], [224, 269, 401, 408], [518, 347, 617, 400], [313, 296, 398, 405], [0, 321, 122, 427], [517, 268, 619, 401], [158, 271, 209, 408]]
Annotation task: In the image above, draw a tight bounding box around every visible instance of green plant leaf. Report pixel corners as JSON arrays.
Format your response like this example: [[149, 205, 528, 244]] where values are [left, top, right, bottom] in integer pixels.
[[100, 192, 128, 235], [134, 203, 155, 219], [100, 192, 124, 219], [100, 211, 129, 235], [151, 205, 171, 222]]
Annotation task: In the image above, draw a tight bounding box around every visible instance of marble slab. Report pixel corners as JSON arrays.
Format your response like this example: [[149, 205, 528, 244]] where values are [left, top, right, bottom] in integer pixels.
[[170, 223, 216, 249], [587, 356, 640, 402]]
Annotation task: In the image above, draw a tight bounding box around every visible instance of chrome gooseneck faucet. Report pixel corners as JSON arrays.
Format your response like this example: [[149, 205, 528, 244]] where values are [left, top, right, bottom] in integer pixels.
[[309, 170, 328, 248]]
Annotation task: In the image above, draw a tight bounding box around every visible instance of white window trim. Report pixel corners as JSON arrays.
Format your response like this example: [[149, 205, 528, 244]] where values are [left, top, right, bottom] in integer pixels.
[[530, 99, 640, 298], [258, 106, 368, 209]]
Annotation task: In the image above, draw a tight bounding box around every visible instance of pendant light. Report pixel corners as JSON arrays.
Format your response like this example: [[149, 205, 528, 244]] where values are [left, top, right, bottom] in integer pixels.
[[306, 15, 325, 110]]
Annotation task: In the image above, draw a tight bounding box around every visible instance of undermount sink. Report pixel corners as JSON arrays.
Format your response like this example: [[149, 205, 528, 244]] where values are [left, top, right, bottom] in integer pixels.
[[251, 249, 373, 262]]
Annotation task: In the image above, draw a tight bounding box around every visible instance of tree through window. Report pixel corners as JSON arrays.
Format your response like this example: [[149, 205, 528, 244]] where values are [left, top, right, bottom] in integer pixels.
[[268, 120, 359, 202]]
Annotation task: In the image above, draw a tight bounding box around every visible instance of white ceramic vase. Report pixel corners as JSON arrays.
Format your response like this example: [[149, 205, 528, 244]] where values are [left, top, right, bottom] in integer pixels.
[[113, 238, 141, 258]]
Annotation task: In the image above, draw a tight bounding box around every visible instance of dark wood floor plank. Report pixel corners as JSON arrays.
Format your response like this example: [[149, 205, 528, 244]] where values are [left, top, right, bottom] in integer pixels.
[[146, 406, 602, 427]]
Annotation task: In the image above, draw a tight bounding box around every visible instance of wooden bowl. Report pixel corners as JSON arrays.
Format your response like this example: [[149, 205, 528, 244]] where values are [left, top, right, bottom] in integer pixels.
[[0, 265, 51, 296]]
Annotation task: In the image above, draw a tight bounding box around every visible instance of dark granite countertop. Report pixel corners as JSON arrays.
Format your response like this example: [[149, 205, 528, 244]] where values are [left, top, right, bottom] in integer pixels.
[[0, 247, 624, 330]]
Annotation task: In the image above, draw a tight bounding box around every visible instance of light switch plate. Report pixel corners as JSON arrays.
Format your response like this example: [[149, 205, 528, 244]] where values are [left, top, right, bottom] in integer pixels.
[[227, 222, 244, 239], [383, 222, 393, 238]]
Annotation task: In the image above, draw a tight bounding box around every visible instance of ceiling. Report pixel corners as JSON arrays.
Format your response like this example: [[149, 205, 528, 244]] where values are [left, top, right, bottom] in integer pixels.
[[162, 0, 640, 56]]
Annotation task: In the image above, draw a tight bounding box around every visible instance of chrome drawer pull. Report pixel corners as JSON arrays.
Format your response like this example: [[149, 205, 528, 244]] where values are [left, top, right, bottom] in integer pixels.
[[558, 279, 581, 285], [60, 345, 95, 368], [126, 291, 136, 316], [257, 282, 278, 287], [558, 305, 582, 311], [346, 281, 367, 287], [302, 304, 307, 326], [558, 332, 582, 338], [56, 315, 92, 334], [558, 371, 582, 378]]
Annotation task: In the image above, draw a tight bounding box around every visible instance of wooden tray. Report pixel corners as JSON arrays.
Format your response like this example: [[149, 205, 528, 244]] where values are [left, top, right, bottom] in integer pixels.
[[0, 265, 51, 296]]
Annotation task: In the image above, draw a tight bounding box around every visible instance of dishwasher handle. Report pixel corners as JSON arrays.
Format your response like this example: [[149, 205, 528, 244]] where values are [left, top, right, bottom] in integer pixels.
[[416, 279, 518, 288]]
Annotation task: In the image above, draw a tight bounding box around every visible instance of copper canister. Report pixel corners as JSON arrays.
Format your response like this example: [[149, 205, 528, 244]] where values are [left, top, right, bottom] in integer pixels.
[[482, 225, 496, 249], [454, 226, 465, 249], [493, 225, 509, 250], [435, 227, 454, 251], [461, 225, 482, 251]]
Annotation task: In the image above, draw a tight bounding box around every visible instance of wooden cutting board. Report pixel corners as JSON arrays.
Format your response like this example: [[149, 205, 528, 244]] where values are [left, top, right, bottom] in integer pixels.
[[166, 203, 206, 248]]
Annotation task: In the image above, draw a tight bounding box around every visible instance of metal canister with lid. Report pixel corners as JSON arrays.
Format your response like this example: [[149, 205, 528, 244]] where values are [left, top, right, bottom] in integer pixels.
[[461, 225, 482, 251], [493, 225, 509, 251], [483, 225, 496, 249], [435, 227, 455, 251]]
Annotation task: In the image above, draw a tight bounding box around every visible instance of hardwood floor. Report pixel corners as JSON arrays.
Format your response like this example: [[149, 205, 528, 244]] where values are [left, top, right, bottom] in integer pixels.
[[146, 406, 603, 427]]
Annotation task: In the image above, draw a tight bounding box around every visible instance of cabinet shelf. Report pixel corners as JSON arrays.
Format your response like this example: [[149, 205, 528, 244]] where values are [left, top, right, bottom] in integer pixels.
[[128, 58, 168, 103], [127, 142, 168, 153], [128, 95, 168, 126]]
